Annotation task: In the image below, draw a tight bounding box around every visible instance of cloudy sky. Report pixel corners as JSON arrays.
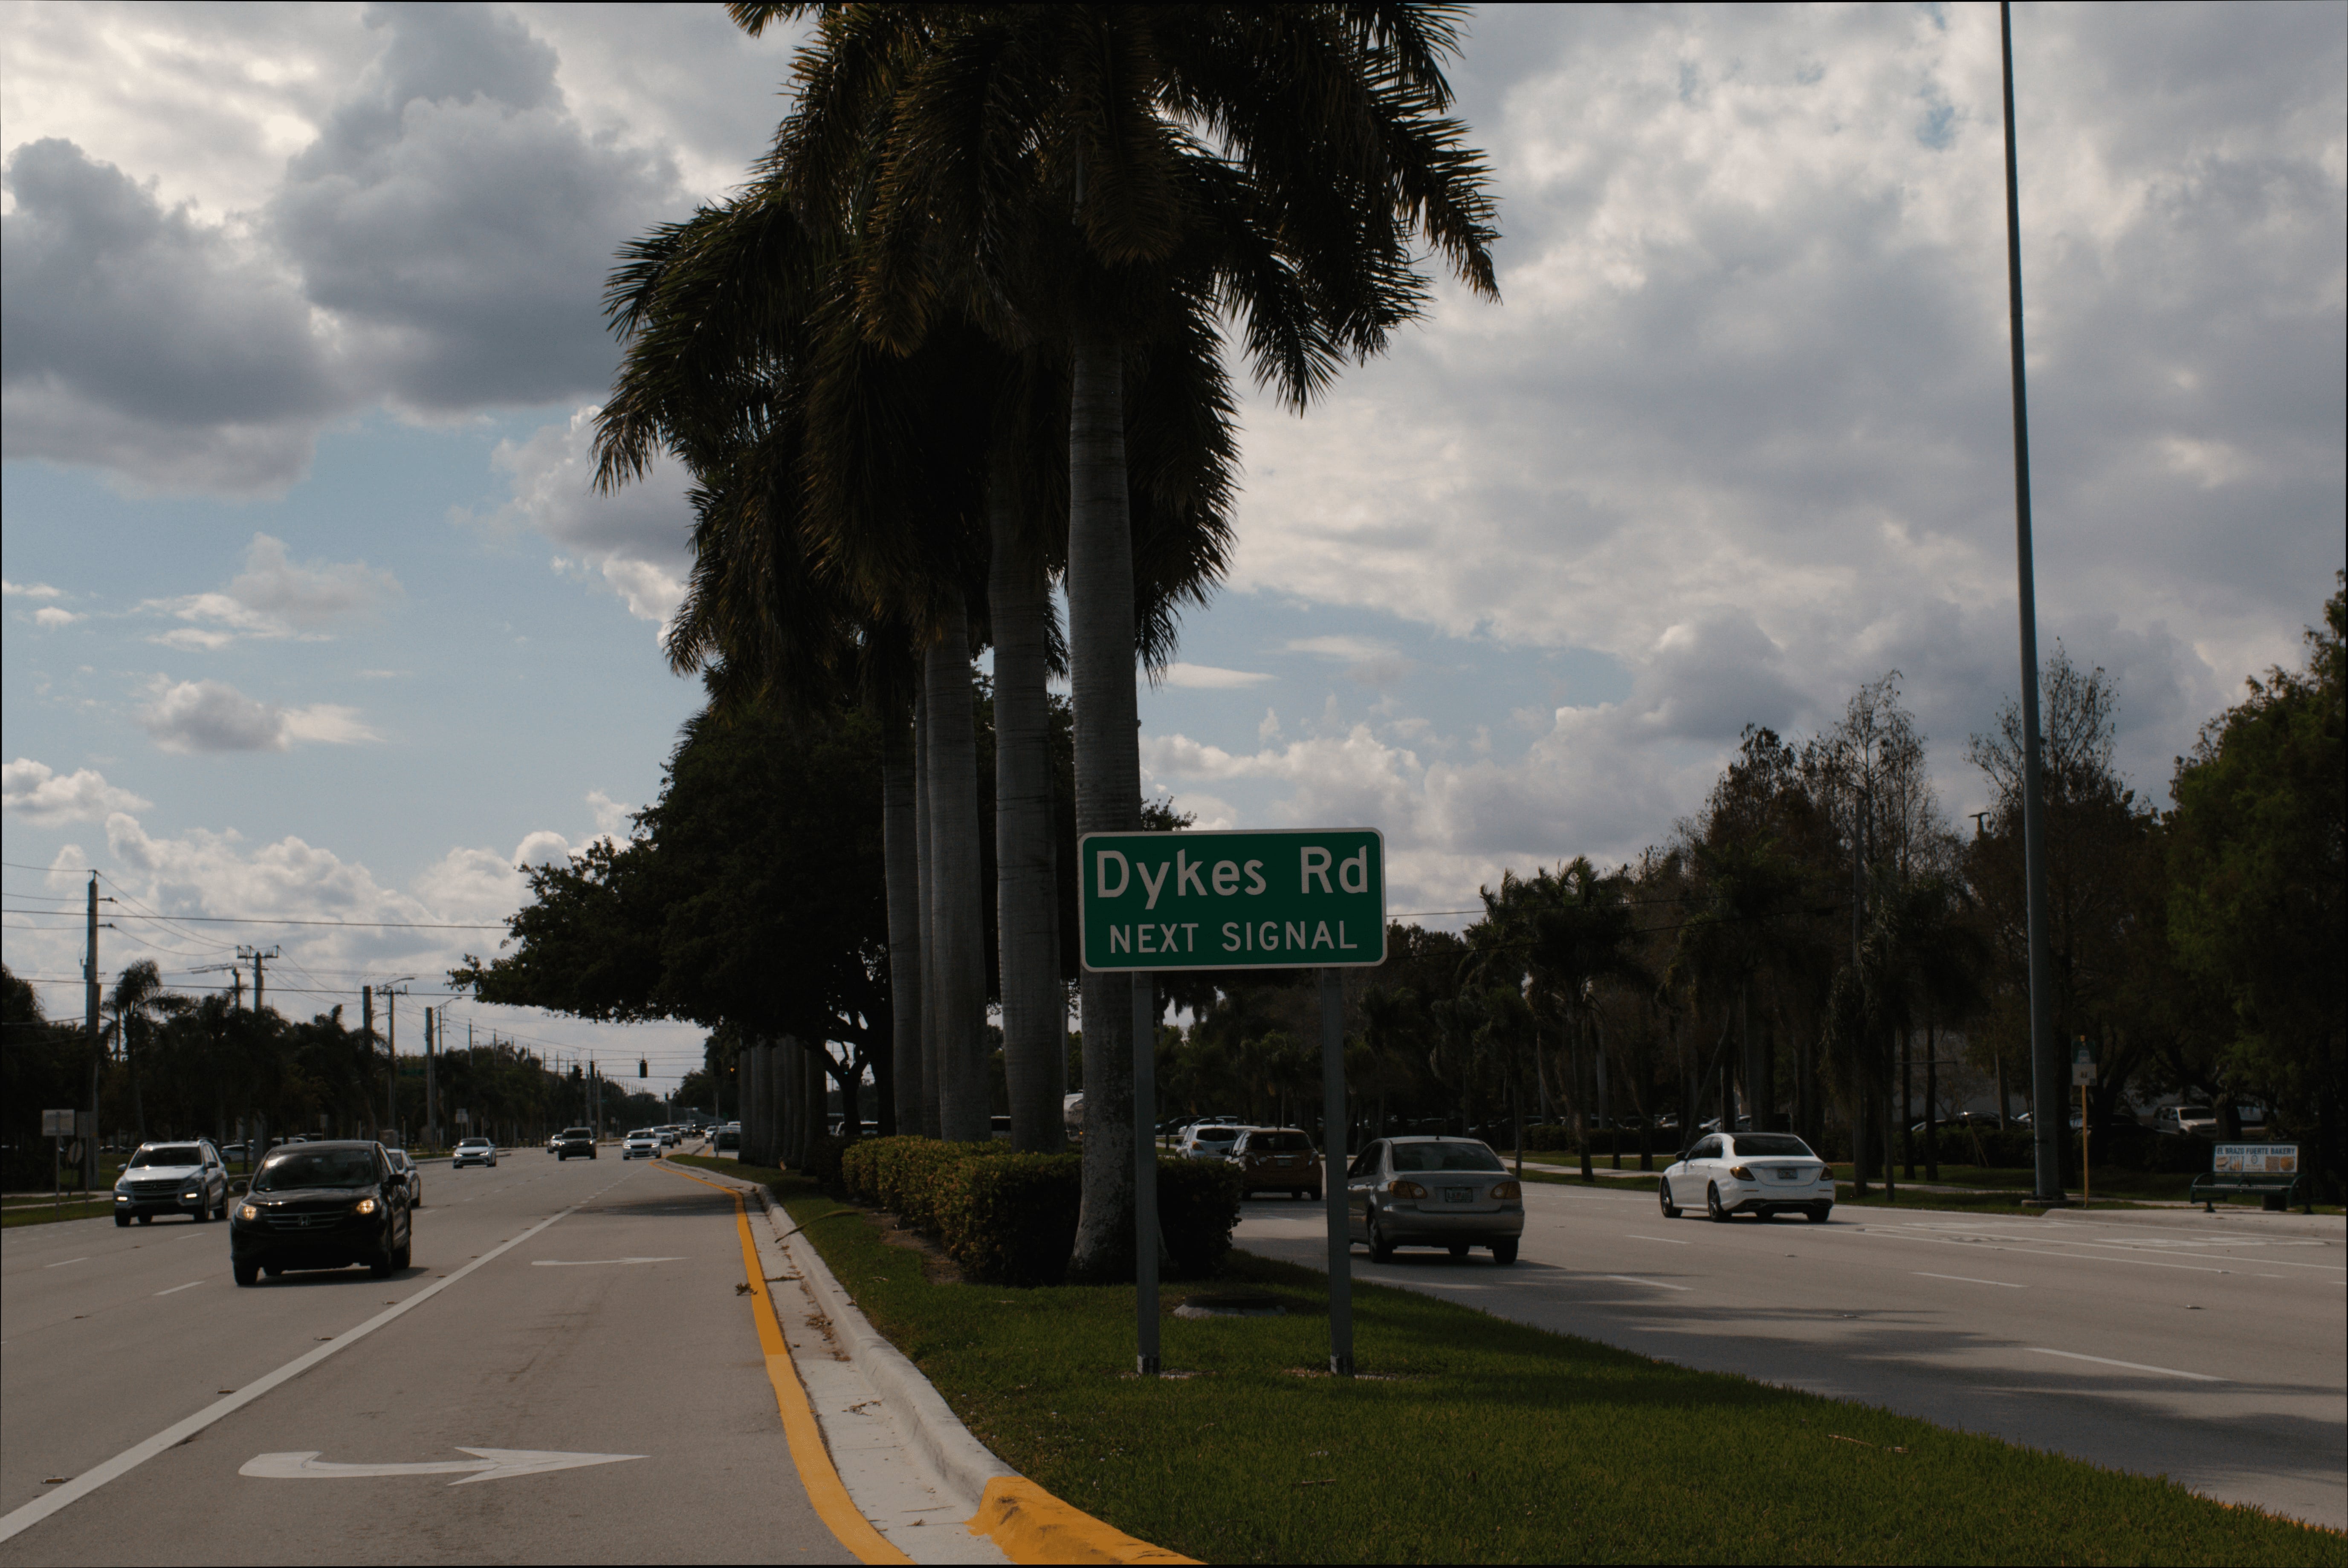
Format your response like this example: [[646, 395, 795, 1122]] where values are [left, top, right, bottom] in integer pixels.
[[4, 3, 2342, 1088]]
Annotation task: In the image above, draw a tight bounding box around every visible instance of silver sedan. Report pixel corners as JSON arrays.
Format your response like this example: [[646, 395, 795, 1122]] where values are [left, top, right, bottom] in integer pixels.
[[1346, 1136, 1524, 1264]]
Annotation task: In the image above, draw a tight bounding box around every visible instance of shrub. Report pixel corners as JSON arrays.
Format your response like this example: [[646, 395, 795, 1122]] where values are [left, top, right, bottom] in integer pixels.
[[834, 1135, 1245, 1285], [1158, 1157, 1244, 1279], [937, 1152, 1083, 1285], [806, 1134, 853, 1195]]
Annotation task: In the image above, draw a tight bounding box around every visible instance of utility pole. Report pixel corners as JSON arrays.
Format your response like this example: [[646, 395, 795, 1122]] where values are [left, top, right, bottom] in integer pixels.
[[424, 1007, 439, 1149], [2000, 1, 2064, 1206], [377, 978, 413, 1143], [84, 874, 100, 1192], [236, 945, 279, 1014]]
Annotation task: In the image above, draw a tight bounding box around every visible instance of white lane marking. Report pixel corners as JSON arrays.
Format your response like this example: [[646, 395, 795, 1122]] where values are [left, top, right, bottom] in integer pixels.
[[153, 1281, 203, 1296], [1914, 1272, 2023, 1288], [240, 1447, 642, 1485], [2028, 1348, 2223, 1382], [1624, 1234, 1689, 1245], [43, 1257, 90, 1269], [1602, 1274, 1691, 1291], [528, 1257, 684, 1267], [0, 1173, 628, 1546]]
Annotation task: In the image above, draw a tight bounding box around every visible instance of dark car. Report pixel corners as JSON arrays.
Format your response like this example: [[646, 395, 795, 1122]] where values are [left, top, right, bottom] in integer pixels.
[[230, 1141, 412, 1286], [555, 1127, 597, 1160]]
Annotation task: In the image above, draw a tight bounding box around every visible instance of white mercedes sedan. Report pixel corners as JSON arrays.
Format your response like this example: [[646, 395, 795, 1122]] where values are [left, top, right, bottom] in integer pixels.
[[1660, 1131, 1835, 1222], [621, 1130, 662, 1160]]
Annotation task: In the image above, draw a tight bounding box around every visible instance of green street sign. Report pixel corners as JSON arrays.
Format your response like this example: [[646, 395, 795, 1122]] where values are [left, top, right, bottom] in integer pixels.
[[1078, 828, 1385, 972]]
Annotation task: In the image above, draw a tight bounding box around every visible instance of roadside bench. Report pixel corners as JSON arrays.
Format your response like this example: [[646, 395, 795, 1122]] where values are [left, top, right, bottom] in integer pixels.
[[2190, 1170, 2305, 1212]]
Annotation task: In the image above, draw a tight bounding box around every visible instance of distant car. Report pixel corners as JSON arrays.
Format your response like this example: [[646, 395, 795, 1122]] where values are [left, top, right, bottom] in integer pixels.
[[1178, 1124, 1245, 1161], [715, 1122, 741, 1152], [1346, 1136, 1523, 1263], [556, 1127, 597, 1160], [453, 1137, 497, 1169], [1230, 1128, 1322, 1200], [622, 1130, 660, 1160], [113, 1139, 229, 1226], [655, 1127, 680, 1148], [387, 1148, 423, 1207], [1911, 1111, 2003, 1134], [231, 1140, 412, 1286], [1662, 1132, 1833, 1223]]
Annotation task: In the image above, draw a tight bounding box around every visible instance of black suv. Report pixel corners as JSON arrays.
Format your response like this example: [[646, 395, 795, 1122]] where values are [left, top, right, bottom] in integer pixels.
[[555, 1127, 597, 1160], [230, 1140, 412, 1285]]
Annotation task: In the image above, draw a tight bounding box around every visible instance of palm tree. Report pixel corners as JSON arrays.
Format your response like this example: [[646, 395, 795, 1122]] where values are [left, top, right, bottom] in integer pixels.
[[756, 0, 1500, 1277], [106, 960, 168, 1143]]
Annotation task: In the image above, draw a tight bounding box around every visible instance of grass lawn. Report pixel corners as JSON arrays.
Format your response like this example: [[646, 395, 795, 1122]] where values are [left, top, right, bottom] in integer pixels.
[[1, 1197, 113, 1227], [774, 1173, 2342, 1566]]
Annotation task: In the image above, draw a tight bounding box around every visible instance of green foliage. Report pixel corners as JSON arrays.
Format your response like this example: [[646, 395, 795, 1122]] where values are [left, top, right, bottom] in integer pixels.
[[839, 1135, 1242, 1284], [2167, 574, 2346, 1193]]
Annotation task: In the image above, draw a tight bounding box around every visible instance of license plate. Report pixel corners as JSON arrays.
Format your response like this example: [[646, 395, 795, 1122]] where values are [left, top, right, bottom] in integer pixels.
[[1445, 1187, 1473, 1203]]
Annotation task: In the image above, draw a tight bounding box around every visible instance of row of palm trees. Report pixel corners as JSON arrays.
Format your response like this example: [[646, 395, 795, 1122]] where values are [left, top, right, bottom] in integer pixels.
[[594, 4, 1499, 1276]]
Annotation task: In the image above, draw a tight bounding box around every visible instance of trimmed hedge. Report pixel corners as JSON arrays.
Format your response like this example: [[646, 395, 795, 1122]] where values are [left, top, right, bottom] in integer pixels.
[[837, 1135, 1244, 1286]]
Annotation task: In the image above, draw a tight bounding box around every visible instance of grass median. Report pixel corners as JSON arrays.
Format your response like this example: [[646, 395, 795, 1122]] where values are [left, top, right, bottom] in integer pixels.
[[1, 1197, 113, 1227], [772, 1177, 2338, 1565]]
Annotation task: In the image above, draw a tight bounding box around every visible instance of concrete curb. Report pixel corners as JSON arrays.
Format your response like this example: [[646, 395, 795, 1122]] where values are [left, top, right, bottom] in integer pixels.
[[750, 1185, 1016, 1511]]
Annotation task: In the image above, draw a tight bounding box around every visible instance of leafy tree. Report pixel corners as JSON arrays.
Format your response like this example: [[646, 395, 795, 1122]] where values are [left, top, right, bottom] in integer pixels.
[[2167, 574, 2345, 1195]]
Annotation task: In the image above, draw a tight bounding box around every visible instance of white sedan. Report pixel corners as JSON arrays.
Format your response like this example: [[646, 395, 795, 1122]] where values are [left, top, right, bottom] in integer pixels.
[[1660, 1131, 1834, 1222], [621, 1130, 662, 1160]]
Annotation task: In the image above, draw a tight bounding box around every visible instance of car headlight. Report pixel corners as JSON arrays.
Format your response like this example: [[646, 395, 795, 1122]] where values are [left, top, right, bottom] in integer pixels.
[[355, 1197, 378, 1216], [115, 1191, 130, 1202], [1388, 1179, 1429, 1199], [237, 1203, 258, 1221]]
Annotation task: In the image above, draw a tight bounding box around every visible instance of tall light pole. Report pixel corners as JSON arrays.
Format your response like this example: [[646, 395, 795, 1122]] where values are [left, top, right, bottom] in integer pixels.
[[2000, 2, 2064, 1205]]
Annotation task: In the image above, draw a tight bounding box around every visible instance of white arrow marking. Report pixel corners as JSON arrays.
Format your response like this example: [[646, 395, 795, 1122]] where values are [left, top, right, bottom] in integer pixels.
[[240, 1448, 643, 1484], [529, 1257, 684, 1267]]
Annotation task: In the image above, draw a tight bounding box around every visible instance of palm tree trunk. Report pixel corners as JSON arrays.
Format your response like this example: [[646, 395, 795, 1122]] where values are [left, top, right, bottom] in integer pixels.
[[1924, 1015, 1940, 1181], [915, 689, 942, 1138], [925, 601, 990, 1143], [1066, 321, 1142, 1282], [882, 715, 923, 1138], [991, 488, 1063, 1153], [1738, 981, 1757, 1135]]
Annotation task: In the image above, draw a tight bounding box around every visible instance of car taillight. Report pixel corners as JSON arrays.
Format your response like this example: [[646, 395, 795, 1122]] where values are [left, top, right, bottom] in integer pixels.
[[1728, 1165, 1754, 1180], [1492, 1181, 1521, 1201], [1388, 1179, 1428, 1199]]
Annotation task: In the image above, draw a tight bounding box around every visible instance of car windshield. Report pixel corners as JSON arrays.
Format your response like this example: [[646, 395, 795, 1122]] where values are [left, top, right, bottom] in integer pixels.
[[459, 1139, 489, 1148], [1728, 1134, 1816, 1158], [1390, 1141, 1506, 1173], [1250, 1132, 1312, 1152], [254, 1150, 377, 1190], [1194, 1128, 1238, 1142], [130, 1145, 204, 1168]]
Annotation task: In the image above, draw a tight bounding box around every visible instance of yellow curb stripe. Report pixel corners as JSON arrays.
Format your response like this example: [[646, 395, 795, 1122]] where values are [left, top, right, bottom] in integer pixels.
[[657, 1163, 911, 1565], [969, 1475, 1202, 1565]]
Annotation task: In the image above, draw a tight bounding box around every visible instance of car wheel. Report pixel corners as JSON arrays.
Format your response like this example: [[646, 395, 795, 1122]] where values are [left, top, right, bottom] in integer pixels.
[[214, 1195, 229, 1220], [1367, 1213, 1395, 1263], [1659, 1179, 1681, 1219], [368, 1249, 394, 1279], [190, 1206, 206, 1224], [1492, 1239, 1519, 1265], [1807, 1204, 1832, 1224], [115, 1213, 130, 1227], [1305, 1189, 1321, 1202], [1706, 1183, 1730, 1222], [263, 1265, 283, 1278], [393, 1235, 412, 1270], [233, 1260, 259, 1287], [138, 1213, 152, 1225], [1448, 1242, 1471, 1259]]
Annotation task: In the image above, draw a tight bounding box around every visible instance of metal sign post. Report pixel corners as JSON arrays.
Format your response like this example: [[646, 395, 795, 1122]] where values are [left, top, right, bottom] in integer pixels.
[[2072, 1041, 2096, 1206], [1080, 828, 1384, 1378]]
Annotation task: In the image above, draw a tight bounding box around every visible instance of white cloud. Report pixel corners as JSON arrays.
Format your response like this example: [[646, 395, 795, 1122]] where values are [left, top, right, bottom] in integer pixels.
[[139, 533, 401, 646], [32, 605, 79, 628], [1, 758, 151, 825], [1161, 662, 1275, 690], [3, 579, 63, 598], [585, 790, 631, 836], [136, 677, 381, 754], [455, 405, 692, 634]]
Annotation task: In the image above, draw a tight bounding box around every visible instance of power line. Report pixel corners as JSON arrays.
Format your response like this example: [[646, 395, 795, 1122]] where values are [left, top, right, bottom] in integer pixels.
[[2, 907, 504, 930]]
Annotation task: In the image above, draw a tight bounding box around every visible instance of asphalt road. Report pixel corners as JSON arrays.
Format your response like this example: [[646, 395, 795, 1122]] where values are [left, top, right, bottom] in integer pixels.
[[0, 1150, 851, 1565], [1237, 1180, 2347, 1530]]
